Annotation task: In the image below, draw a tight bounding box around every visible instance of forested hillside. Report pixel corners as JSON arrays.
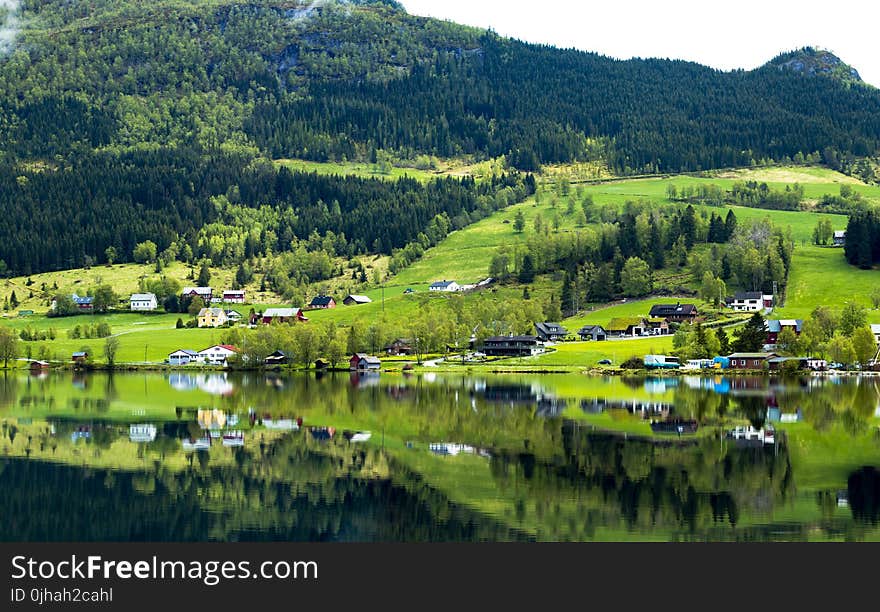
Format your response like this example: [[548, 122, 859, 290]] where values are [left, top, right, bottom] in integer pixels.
[[0, 0, 878, 274]]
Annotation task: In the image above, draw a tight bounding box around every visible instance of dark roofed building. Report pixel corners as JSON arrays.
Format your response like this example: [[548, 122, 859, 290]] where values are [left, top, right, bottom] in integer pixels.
[[350, 353, 381, 371], [648, 302, 698, 322], [534, 322, 567, 342], [727, 352, 778, 369], [577, 325, 607, 341], [308, 295, 336, 309], [482, 335, 545, 357]]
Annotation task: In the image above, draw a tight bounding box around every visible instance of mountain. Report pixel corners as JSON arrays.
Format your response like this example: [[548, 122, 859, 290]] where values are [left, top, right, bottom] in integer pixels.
[[0, 0, 878, 275], [767, 47, 863, 86]]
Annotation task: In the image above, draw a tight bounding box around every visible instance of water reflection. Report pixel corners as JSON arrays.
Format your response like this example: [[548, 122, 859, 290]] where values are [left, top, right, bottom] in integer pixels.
[[0, 371, 879, 541]]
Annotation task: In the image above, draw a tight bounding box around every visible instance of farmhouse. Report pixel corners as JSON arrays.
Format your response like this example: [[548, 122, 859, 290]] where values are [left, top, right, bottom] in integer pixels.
[[871, 324, 880, 345], [648, 302, 698, 323], [727, 352, 778, 370], [429, 280, 460, 292], [72, 351, 89, 363], [606, 317, 646, 338], [265, 350, 289, 366], [224, 310, 243, 323], [130, 293, 158, 311], [384, 338, 415, 356], [255, 308, 308, 325], [182, 286, 213, 302], [343, 294, 372, 305], [350, 353, 381, 371], [308, 295, 336, 309], [482, 335, 545, 357], [577, 325, 607, 341], [765, 319, 803, 345], [534, 322, 567, 342], [168, 349, 199, 366], [727, 291, 773, 312], [833, 230, 846, 247], [197, 307, 228, 328], [222, 289, 246, 303], [199, 345, 238, 366]]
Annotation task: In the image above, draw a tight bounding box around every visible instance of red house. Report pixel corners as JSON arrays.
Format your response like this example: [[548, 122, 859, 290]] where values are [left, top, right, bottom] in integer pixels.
[[252, 308, 308, 325]]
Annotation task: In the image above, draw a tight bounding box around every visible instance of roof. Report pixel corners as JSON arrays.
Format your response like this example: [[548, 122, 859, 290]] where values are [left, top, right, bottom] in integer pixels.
[[766, 319, 803, 333], [578, 325, 606, 334], [71, 293, 93, 305], [223, 289, 245, 295], [225, 309, 242, 317], [353, 353, 381, 364], [484, 335, 541, 342], [731, 291, 763, 301], [169, 349, 199, 357], [727, 352, 778, 359], [871, 324, 880, 334], [430, 280, 457, 288], [606, 317, 645, 331], [834, 230, 847, 238], [345, 294, 372, 303], [198, 307, 226, 316], [72, 351, 88, 357], [130, 293, 156, 301], [200, 344, 238, 353], [263, 307, 301, 318], [182, 286, 212, 294], [535, 322, 567, 335], [309, 295, 335, 306], [649, 303, 698, 317]]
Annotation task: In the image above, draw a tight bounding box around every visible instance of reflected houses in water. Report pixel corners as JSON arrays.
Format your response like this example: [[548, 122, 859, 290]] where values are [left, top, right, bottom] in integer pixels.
[[471, 381, 567, 418], [168, 373, 235, 396], [349, 371, 380, 388], [429, 442, 491, 458], [580, 397, 673, 419]]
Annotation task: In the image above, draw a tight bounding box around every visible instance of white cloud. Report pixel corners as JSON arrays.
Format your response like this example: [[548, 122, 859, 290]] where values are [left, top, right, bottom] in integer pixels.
[[401, 0, 880, 87]]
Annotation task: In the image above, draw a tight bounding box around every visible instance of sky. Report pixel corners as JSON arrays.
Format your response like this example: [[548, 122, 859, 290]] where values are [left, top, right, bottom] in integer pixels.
[[401, 0, 880, 87]]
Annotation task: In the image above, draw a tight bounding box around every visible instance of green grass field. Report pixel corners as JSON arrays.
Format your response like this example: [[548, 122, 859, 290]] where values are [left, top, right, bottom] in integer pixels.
[[775, 245, 880, 320]]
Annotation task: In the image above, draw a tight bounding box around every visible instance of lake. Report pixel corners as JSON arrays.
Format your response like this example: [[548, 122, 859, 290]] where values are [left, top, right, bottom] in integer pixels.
[[1, 371, 879, 541]]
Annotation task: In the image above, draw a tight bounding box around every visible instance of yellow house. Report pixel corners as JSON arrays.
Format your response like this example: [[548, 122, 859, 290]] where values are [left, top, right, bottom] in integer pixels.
[[197, 307, 228, 328]]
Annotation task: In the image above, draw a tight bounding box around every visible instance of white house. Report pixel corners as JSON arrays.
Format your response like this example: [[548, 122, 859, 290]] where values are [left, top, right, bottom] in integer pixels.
[[429, 280, 460, 292], [168, 349, 199, 366], [871, 324, 880, 345], [198, 345, 238, 367], [727, 291, 773, 312], [130, 293, 158, 311]]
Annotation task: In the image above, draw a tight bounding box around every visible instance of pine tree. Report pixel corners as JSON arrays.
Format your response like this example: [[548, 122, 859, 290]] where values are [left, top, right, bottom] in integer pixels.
[[519, 254, 535, 283], [197, 261, 211, 287]]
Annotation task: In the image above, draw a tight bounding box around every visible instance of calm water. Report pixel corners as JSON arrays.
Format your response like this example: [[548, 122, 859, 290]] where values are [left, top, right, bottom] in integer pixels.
[[1, 371, 880, 541]]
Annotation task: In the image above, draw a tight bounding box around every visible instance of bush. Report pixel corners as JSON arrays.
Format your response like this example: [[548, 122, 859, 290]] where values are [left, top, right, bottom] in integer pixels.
[[621, 356, 644, 369]]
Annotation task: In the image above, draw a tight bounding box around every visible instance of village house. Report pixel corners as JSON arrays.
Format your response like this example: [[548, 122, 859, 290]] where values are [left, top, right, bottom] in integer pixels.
[[225, 310, 243, 324], [199, 344, 238, 366], [765, 319, 803, 346], [384, 338, 415, 356], [871, 324, 880, 345], [645, 318, 671, 335], [342, 294, 372, 306], [168, 349, 199, 366], [130, 293, 158, 311], [534, 322, 568, 342], [577, 325, 607, 341], [727, 352, 778, 370], [222, 289, 246, 303], [482, 335, 545, 357], [350, 353, 382, 371], [606, 317, 646, 338], [833, 230, 846, 247], [767, 356, 823, 371], [648, 302, 699, 323], [182, 286, 213, 302], [197, 307, 228, 328], [265, 350, 289, 366], [726, 291, 774, 312], [254, 307, 308, 325], [429, 280, 460, 292], [72, 351, 89, 363], [308, 295, 337, 309]]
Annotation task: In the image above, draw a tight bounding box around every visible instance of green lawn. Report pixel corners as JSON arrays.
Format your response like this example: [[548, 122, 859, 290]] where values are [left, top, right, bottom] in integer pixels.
[[775, 245, 880, 320], [504, 336, 675, 367]]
